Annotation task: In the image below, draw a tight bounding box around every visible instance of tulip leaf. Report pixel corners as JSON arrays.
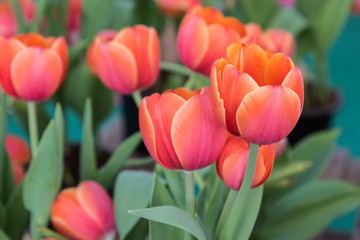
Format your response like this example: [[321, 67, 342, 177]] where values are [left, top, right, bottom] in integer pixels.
[[163, 169, 185, 210], [114, 170, 153, 239], [4, 184, 29, 240], [79, 98, 97, 181], [97, 131, 142, 189], [292, 129, 340, 185], [257, 180, 360, 240], [0, 229, 10, 240], [239, 0, 278, 27], [266, 8, 308, 36], [129, 206, 208, 240], [265, 161, 312, 186], [150, 174, 184, 240], [0, 203, 4, 228], [37, 226, 70, 240], [23, 119, 63, 240]]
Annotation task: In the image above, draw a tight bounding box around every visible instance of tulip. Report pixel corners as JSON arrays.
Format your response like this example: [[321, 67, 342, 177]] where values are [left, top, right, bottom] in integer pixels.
[[243, 23, 295, 57], [87, 25, 161, 95], [352, 0, 360, 14], [211, 42, 304, 145], [139, 87, 228, 171], [177, 6, 246, 75], [51, 181, 117, 240], [155, 0, 201, 17], [216, 135, 275, 190], [5, 134, 31, 184], [67, 0, 83, 44], [0, 0, 36, 38], [0, 33, 68, 101], [274, 138, 288, 158], [277, 0, 296, 8]]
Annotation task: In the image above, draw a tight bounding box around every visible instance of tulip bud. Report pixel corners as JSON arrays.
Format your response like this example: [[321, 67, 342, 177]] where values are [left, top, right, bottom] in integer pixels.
[[139, 87, 228, 171], [0, 33, 68, 101], [211, 42, 304, 145], [51, 181, 117, 240], [87, 25, 161, 95], [217, 135, 275, 190], [177, 6, 246, 75]]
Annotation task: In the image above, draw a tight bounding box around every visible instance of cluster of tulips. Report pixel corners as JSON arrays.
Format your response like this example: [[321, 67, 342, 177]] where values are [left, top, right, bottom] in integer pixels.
[[0, 0, 305, 239]]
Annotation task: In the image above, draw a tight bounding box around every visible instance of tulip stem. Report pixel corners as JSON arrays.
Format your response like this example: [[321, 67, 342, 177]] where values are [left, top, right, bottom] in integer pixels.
[[27, 102, 39, 154], [185, 171, 195, 240], [183, 74, 196, 90], [132, 91, 142, 108], [216, 143, 260, 240], [10, 0, 27, 33], [161, 61, 193, 76], [31, 0, 48, 32]]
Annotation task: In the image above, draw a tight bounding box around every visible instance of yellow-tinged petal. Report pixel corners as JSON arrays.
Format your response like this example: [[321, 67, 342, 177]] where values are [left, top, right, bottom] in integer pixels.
[[264, 52, 295, 86], [282, 67, 304, 109]]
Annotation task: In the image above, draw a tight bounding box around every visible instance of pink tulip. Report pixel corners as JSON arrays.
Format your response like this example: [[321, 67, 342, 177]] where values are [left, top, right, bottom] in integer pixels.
[[217, 135, 275, 190], [155, 0, 201, 17], [139, 87, 228, 171], [51, 181, 117, 240]]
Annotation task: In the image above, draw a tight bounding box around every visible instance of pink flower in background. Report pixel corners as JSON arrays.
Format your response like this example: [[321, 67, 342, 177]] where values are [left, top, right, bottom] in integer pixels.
[[277, 0, 296, 8], [67, 0, 83, 44], [5, 134, 31, 185], [352, 0, 360, 14], [155, 0, 201, 17], [51, 181, 117, 240], [0, 0, 36, 38]]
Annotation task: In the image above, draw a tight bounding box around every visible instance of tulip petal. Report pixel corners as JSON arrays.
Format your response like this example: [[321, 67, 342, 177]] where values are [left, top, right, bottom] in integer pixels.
[[140, 93, 185, 170], [196, 24, 241, 75], [220, 65, 259, 135], [11, 48, 63, 101], [227, 43, 268, 86], [5, 134, 31, 164], [92, 41, 138, 94], [147, 27, 161, 86], [0, 37, 25, 98], [252, 144, 275, 187], [171, 88, 228, 170], [264, 52, 295, 86], [77, 181, 115, 233], [15, 33, 50, 48], [211, 60, 227, 127], [236, 86, 301, 145], [177, 15, 209, 70], [51, 37, 69, 77], [51, 189, 102, 240], [282, 67, 304, 109]]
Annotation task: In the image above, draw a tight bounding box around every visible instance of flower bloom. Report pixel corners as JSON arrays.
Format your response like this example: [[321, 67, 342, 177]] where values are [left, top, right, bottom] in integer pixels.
[[177, 6, 246, 75], [217, 135, 275, 190], [0, 33, 68, 101], [352, 0, 360, 14], [0, 0, 36, 38], [277, 0, 296, 8], [274, 138, 288, 158], [244, 23, 295, 57], [51, 181, 117, 240], [67, 0, 83, 44], [5, 134, 31, 184], [87, 25, 161, 95], [139, 87, 228, 171], [211, 42, 304, 145], [155, 0, 201, 17]]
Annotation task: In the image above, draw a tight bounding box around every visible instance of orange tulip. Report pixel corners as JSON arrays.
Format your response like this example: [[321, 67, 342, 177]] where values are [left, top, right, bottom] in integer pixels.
[[87, 25, 161, 95], [155, 0, 201, 17], [139, 87, 228, 171], [5, 134, 31, 185], [0, 0, 36, 38], [0, 33, 68, 101], [211, 42, 304, 145], [217, 135, 275, 190], [244, 23, 295, 57], [51, 181, 117, 240], [177, 6, 246, 75]]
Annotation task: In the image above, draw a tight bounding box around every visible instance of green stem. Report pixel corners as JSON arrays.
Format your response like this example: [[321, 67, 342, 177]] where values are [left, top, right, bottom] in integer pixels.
[[9, 0, 27, 33], [30, 0, 48, 32], [123, 158, 154, 168], [214, 190, 237, 239], [132, 91, 142, 108], [185, 171, 195, 240], [161, 62, 194, 76], [194, 170, 205, 190], [218, 144, 260, 240], [27, 102, 39, 154], [183, 74, 196, 90]]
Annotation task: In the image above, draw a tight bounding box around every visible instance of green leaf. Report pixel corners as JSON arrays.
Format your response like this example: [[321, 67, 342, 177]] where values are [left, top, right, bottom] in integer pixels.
[[23, 121, 63, 240], [0, 203, 4, 228], [0, 229, 10, 240], [129, 206, 208, 240], [233, 185, 264, 240], [79, 98, 97, 181], [266, 8, 308, 36], [4, 184, 29, 240], [114, 170, 153, 239], [150, 174, 184, 240], [37, 226, 69, 240], [292, 129, 340, 184], [163, 169, 185, 210], [239, 0, 278, 27], [266, 161, 312, 186], [258, 180, 360, 240], [97, 131, 142, 189]]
